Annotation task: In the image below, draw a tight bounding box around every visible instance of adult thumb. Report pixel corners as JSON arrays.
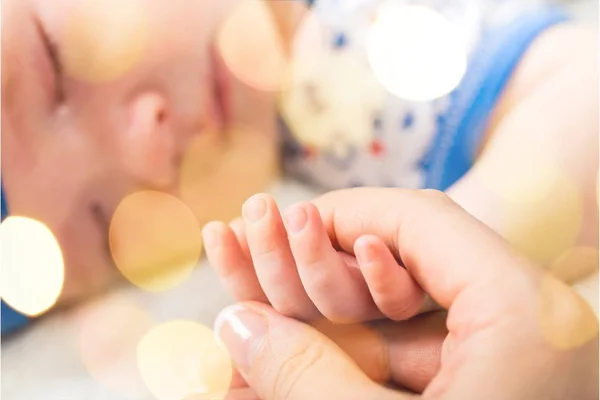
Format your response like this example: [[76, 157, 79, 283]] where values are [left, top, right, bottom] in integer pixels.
[[214, 302, 404, 400]]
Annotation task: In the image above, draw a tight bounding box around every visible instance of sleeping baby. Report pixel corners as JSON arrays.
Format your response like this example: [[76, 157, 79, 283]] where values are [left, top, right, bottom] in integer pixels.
[[2, 0, 597, 333]]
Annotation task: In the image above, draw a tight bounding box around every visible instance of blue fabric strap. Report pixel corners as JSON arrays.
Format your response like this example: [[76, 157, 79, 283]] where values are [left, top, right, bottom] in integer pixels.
[[423, 7, 571, 191]]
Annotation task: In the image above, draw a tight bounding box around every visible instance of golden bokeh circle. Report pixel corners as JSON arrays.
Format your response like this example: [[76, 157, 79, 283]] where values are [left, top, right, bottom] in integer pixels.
[[217, 0, 308, 92], [78, 298, 153, 398], [499, 172, 583, 266], [137, 320, 233, 400], [537, 274, 599, 350], [179, 126, 278, 225], [61, 0, 148, 83], [0, 216, 65, 316], [279, 51, 385, 151], [550, 247, 599, 284], [109, 191, 203, 292], [474, 130, 561, 204], [366, 3, 467, 101], [573, 272, 599, 316]]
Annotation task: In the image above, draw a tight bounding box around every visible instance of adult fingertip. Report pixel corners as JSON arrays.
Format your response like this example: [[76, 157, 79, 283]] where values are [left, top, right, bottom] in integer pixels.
[[214, 304, 269, 374], [216, 303, 395, 400]]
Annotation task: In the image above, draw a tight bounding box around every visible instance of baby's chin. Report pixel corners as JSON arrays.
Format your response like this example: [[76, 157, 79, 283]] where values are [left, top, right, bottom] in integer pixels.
[[54, 219, 120, 309]]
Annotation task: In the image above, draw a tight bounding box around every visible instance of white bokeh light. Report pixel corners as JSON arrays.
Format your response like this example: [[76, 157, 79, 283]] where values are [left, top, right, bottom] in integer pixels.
[[366, 3, 468, 102], [1, 216, 65, 316]]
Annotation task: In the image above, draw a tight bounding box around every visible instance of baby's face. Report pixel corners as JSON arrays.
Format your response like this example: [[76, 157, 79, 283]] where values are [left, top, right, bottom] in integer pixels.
[[2, 0, 276, 303]]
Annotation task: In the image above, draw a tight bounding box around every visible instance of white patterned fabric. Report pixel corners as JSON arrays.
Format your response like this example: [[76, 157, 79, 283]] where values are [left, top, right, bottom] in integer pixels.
[[280, 0, 570, 191]]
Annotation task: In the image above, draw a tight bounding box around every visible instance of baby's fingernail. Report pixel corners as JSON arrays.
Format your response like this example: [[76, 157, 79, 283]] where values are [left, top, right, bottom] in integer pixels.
[[355, 237, 377, 265], [202, 222, 221, 249], [243, 196, 267, 223], [284, 205, 307, 234], [214, 304, 268, 373]]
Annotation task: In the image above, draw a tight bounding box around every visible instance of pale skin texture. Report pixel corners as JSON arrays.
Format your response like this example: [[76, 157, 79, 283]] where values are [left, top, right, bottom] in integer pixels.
[[2, 0, 598, 306], [209, 189, 599, 400]]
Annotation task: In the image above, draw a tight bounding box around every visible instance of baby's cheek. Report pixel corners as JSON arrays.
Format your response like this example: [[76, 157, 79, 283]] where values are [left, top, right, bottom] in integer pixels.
[[2, 1, 20, 91]]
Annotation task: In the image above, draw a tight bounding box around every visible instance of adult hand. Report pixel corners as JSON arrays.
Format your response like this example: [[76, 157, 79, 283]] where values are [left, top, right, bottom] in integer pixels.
[[218, 311, 447, 396], [214, 189, 599, 400]]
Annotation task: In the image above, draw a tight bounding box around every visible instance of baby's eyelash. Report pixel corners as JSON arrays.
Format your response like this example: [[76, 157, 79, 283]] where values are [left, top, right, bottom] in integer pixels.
[[34, 17, 65, 103]]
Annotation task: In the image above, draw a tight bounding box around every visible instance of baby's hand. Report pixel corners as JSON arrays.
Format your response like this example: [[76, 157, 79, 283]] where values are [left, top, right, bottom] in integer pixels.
[[202, 193, 427, 323]]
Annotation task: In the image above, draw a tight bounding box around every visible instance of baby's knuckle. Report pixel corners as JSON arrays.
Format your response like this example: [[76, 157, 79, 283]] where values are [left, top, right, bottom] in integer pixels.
[[271, 340, 327, 400]]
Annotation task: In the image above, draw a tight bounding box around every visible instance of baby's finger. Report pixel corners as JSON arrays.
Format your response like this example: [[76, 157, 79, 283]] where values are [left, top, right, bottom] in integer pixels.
[[202, 221, 268, 303], [284, 202, 381, 323], [229, 218, 251, 261], [242, 194, 319, 320], [354, 235, 426, 320]]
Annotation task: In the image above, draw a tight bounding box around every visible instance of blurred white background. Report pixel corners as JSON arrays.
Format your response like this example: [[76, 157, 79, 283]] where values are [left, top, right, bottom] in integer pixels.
[[562, 0, 598, 22]]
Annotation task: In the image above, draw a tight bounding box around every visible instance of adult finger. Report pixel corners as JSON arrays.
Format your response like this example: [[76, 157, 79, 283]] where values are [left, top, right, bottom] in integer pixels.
[[215, 302, 406, 400], [224, 312, 447, 393], [313, 311, 447, 393], [312, 188, 534, 309]]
